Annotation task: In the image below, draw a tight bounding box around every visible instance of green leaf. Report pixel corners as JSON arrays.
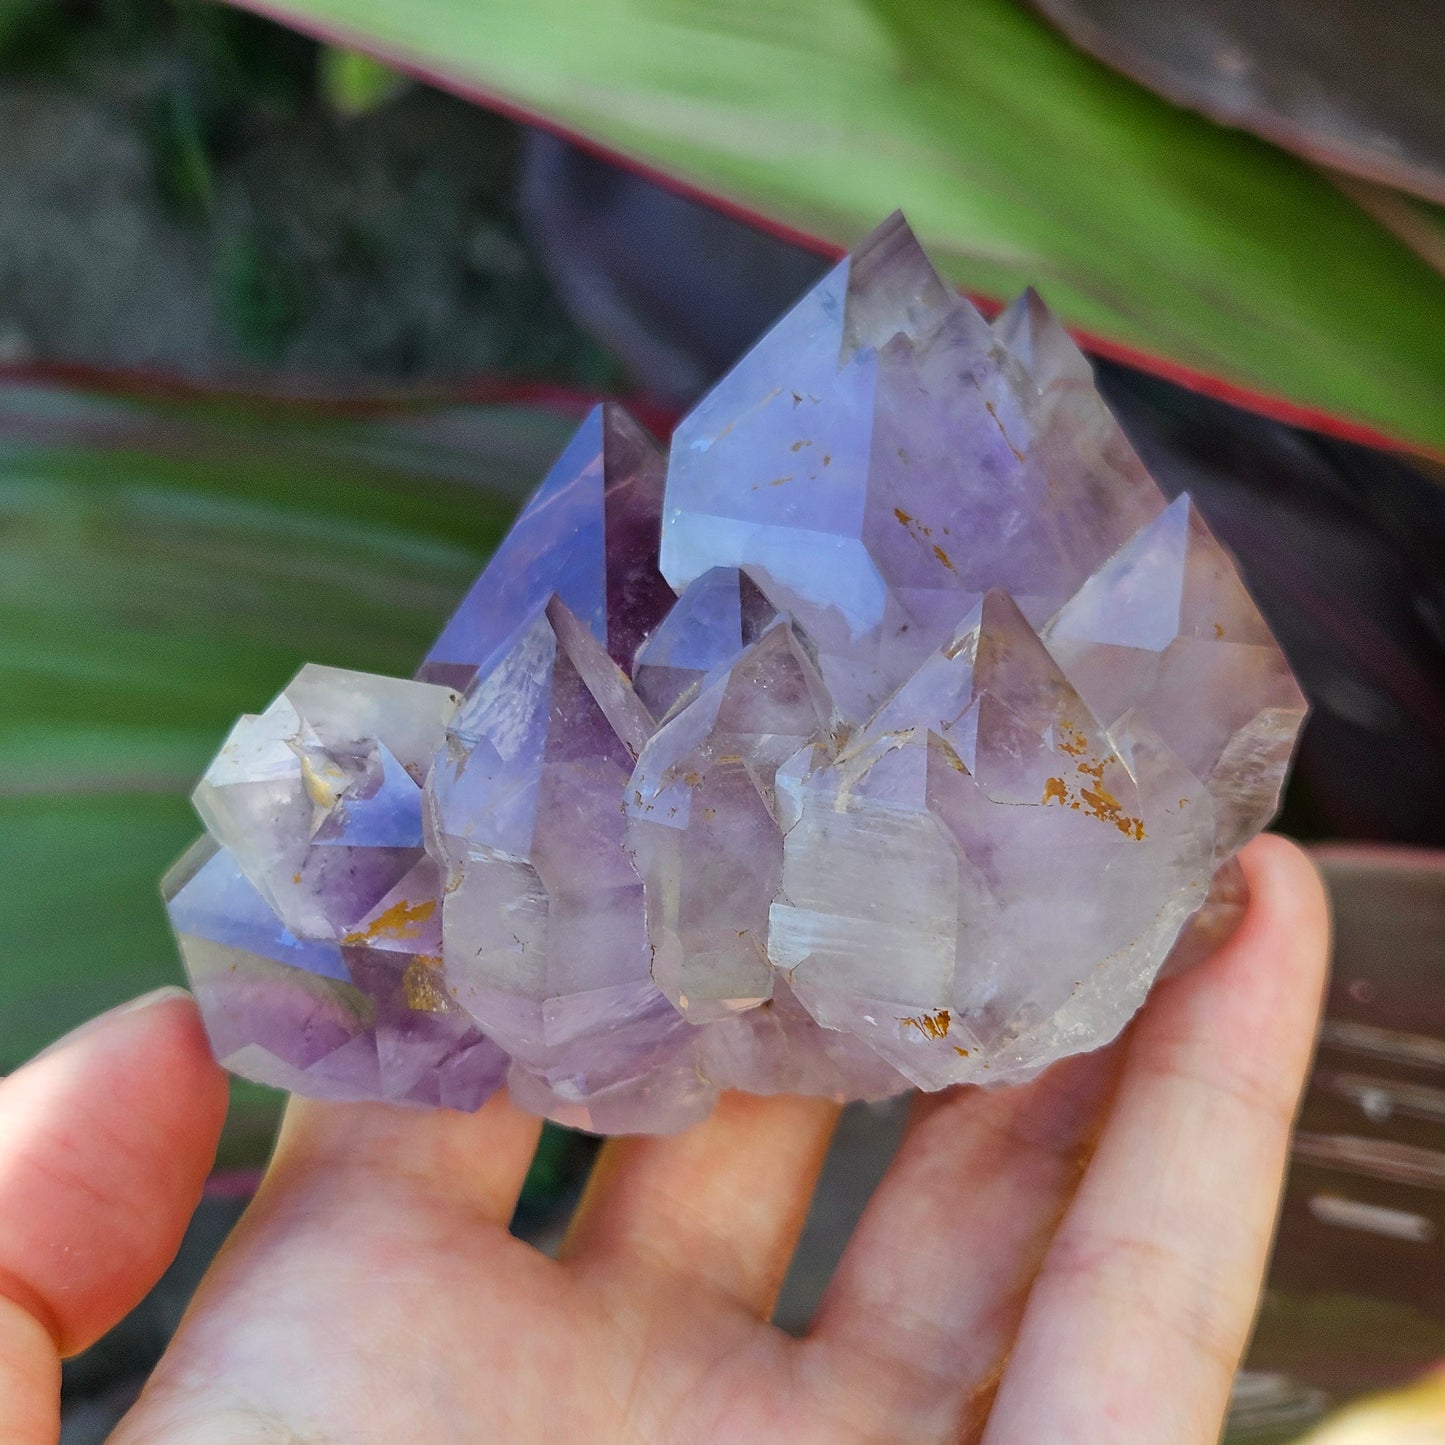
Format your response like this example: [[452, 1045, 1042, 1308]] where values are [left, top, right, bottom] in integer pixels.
[[318, 44, 409, 115], [0, 381, 580, 1160], [222, 0, 1445, 456]]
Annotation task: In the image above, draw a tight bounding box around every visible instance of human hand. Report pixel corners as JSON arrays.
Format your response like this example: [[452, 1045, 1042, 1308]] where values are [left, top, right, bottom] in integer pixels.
[[0, 835, 1328, 1445]]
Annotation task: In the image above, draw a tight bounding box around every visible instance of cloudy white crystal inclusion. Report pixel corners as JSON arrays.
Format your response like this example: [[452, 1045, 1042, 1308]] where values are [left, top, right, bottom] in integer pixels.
[[168, 213, 1305, 1131]]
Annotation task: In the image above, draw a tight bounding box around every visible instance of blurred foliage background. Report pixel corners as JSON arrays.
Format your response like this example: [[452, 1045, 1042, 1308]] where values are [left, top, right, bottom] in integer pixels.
[[1, 1, 1443, 1439]]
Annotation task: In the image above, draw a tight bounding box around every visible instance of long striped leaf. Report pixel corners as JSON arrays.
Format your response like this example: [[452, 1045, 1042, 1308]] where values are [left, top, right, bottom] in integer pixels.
[[232, 0, 1445, 456]]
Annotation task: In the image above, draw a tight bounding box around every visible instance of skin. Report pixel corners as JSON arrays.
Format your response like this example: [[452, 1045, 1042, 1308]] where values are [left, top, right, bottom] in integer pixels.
[[0, 834, 1329, 1445]]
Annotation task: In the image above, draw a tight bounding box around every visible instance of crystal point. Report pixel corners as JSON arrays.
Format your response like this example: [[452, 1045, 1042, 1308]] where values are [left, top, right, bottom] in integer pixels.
[[170, 215, 1304, 1130], [627, 621, 833, 1023], [193, 665, 459, 942], [419, 403, 673, 692], [428, 595, 694, 1109], [165, 840, 505, 1109]]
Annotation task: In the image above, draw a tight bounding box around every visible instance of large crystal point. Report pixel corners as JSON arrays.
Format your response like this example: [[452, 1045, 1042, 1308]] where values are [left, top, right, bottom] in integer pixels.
[[170, 213, 1305, 1130], [663, 212, 1163, 722], [418, 403, 674, 692], [426, 596, 709, 1132]]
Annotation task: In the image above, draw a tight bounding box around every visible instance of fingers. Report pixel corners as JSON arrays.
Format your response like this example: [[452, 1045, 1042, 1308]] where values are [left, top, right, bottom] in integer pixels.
[[982, 835, 1330, 1445], [260, 1083, 544, 1230], [0, 989, 228, 1349], [801, 1047, 1122, 1440], [562, 1091, 840, 1317], [0, 989, 228, 1445], [112, 1082, 552, 1444]]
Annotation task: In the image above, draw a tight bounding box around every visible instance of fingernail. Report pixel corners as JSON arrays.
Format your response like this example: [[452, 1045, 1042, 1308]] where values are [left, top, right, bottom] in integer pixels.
[[31, 986, 194, 1065]]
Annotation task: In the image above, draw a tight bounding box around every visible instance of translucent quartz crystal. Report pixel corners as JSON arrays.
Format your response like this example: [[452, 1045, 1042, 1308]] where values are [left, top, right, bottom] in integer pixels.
[[190, 664, 459, 940], [626, 620, 835, 1024], [417, 403, 674, 693], [426, 597, 711, 1133], [165, 663, 507, 1107], [167, 213, 1306, 1131], [664, 217, 1164, 724]]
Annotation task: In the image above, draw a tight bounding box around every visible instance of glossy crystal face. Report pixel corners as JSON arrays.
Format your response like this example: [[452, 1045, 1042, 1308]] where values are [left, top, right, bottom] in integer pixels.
[[166, 213, 1306, 1132]]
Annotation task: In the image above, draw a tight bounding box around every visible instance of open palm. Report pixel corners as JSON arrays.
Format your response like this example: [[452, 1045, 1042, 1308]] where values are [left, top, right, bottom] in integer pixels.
[[1, 836, 1327, 1445]]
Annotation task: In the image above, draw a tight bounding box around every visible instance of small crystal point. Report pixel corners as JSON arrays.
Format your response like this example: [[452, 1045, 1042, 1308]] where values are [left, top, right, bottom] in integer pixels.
[[841, 210, 965, 356], [1044, 494, 1307, 850], [193, 665, 458, 941], [631, 565, 777, 718], [991, 286, 1095, 391], [173, 217, 1304, 1129]]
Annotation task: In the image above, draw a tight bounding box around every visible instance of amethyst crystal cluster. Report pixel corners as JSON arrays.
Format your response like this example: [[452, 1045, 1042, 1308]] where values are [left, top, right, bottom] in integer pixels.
[[164, 215, 1306, 1134]]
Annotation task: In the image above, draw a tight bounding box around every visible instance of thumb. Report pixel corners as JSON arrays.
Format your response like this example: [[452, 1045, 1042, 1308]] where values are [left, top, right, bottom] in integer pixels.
[[0, 988, 228, 1445]]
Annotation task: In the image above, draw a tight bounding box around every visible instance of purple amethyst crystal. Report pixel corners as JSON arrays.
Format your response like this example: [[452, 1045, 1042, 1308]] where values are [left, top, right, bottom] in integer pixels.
[[417, 402, 673, 693], [165, 665, 508, 1107], [166, 213, 1306, 1132]]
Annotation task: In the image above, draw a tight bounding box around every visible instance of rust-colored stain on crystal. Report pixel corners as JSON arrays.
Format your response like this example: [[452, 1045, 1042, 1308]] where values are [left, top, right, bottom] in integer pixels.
[[1078, 781, 1145, 839], [1057, 725, 1088, 757], [1044, 762, 1146, 840], [1079, 784, 1121, 822], [896, 506, 951, 573], [984, 398, 1027, 462], [1214, 622, 1225, 640], [403, 955, 449, 1013], [342, 896, 436, 946], [954, 1045, 971, 1058], [292, 871, 302, 884], [902, 1008, 951, 1040]]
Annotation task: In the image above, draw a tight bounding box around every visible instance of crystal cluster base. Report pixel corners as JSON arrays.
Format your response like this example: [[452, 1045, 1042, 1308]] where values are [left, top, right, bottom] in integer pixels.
[[165, 213, 1306, 1133]]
